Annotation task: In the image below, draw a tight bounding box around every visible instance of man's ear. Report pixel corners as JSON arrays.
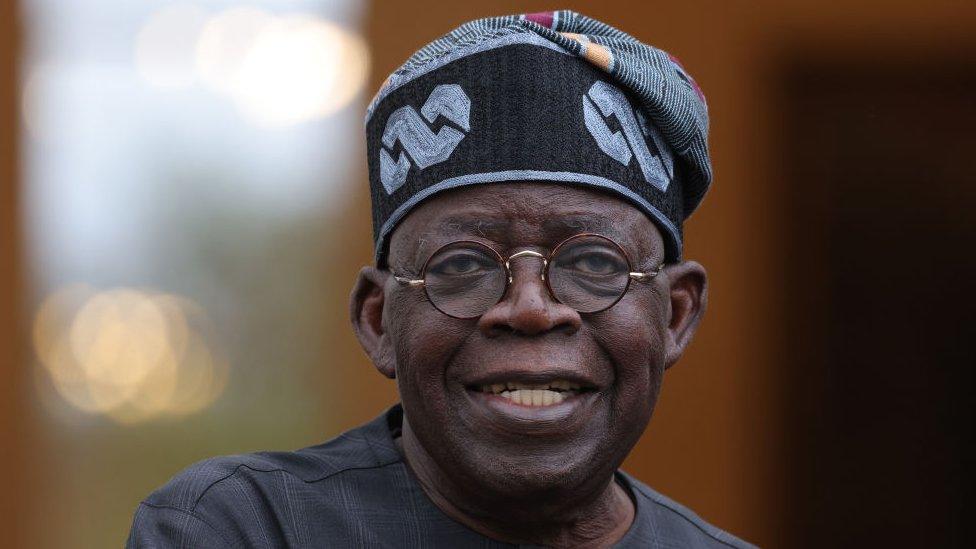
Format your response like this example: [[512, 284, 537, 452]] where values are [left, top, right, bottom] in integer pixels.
[[662, 260, 708, 369], [350, 266, 396, 379]]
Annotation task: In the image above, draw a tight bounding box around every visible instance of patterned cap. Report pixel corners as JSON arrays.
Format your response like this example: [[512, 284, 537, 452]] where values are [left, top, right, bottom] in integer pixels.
[[365, 10, 710, 265]]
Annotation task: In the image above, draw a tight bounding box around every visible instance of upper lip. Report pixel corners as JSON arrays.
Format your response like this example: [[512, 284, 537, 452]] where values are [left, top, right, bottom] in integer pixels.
[[462, 368, 601, 391]]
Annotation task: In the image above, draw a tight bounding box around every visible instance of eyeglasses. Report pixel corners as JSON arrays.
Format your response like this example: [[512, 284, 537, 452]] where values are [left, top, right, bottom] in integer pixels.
[[393, 233, 663, 319]]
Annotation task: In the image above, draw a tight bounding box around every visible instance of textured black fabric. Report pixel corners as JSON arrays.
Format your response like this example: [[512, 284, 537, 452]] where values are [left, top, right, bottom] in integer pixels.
[[367, 42, 685, 266], [127, 404, 754, 548]]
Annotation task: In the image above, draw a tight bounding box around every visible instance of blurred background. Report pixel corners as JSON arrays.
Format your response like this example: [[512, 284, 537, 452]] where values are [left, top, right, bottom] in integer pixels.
[[1, 1, 974, 547]]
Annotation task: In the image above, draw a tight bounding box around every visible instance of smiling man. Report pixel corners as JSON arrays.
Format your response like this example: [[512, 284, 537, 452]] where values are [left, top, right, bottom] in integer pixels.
[[128, 11, 753, 548]]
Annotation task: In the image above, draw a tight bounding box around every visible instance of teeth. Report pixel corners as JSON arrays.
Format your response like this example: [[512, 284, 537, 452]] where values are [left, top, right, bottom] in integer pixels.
[[496, 388, 570, 406], [553, 380, 582, 391], [477, 380, 586, 406], [487, 381, 582, 391]]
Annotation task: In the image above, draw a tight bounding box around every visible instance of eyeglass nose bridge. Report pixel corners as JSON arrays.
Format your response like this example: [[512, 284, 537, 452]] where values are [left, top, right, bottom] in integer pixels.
[[504, 250, 548, 284]]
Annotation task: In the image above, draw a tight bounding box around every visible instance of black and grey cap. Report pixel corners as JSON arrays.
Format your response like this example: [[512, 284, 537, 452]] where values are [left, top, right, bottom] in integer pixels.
[[365, 10, 711, 265]]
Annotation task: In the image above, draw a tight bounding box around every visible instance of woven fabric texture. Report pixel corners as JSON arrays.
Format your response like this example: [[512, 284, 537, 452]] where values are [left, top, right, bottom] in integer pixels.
[[367, 10, 711, 216]]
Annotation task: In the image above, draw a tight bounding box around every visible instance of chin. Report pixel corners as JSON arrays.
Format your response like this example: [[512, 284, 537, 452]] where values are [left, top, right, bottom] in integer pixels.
[[444, 426, 622, 503]]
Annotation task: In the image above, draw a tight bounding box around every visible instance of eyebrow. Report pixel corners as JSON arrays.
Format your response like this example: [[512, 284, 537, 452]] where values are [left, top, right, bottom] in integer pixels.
[[407, 217, 511, 270], [405, 213, 647, 270], [541, 216, 616, 237], [541, 216, 654, 264], [434, 217, 511, 238], [428, 214, 619, 241]]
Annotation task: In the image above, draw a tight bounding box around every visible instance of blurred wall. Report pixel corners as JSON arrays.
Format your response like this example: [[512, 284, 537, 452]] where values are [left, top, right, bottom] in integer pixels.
[[0, 2, 28, 548], [781, 58, 976, 547]]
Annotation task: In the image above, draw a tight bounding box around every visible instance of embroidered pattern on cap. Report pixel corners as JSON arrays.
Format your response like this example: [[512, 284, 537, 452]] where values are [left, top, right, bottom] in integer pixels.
[[379, 84, 471, 194], [583, 81, 671, 192]]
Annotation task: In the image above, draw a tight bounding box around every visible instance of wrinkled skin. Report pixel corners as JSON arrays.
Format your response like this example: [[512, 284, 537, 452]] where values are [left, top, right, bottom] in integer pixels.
[[351, 183, 707, 547]]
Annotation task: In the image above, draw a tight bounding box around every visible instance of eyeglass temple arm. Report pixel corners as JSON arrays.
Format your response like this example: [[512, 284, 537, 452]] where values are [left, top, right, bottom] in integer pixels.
[[394, 276, 425, 287], [629, 264, 665, 282]]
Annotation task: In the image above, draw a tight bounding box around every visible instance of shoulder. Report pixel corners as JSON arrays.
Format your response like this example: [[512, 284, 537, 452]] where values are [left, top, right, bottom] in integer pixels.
[[619, 471, 756, 549], [146, 425, 396, 509], [128, 411, 402, 548]]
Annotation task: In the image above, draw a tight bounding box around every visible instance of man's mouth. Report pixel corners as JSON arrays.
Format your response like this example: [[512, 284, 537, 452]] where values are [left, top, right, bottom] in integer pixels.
[[469, 380, 593, 407]]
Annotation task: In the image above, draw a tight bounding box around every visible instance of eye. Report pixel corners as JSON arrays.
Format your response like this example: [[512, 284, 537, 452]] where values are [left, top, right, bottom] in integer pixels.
[[572, 252, 619, 275], [557, 246, 626, 276], [429, 252, 492, 276]]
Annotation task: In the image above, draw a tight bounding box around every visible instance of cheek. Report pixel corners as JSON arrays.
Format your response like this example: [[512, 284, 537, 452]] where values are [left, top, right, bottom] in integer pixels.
[[385, 290, 472, 401], [590, 289, 669, 409]]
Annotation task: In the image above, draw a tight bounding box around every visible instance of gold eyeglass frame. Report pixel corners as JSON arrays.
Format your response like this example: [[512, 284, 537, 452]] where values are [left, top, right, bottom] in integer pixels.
[[393, 233, 664, 319]]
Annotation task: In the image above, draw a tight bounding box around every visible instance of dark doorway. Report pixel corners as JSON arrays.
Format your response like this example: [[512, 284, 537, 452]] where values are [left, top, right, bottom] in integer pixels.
[[781, 56, 976, 548]]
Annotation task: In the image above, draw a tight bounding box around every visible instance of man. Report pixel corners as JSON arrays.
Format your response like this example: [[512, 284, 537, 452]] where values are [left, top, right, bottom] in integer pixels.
[[128, 11, 753, 548]]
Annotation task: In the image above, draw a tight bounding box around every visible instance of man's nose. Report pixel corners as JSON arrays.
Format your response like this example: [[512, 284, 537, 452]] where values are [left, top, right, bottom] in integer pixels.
[[477, 254, 581, 337]]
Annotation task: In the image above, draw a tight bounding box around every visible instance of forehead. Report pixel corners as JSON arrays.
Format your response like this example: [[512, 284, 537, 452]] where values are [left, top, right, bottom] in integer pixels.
[[387, 182, 664, 264]]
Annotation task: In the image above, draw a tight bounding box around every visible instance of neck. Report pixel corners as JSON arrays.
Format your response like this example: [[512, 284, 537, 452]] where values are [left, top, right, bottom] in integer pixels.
[[396, 417, 635, 548]]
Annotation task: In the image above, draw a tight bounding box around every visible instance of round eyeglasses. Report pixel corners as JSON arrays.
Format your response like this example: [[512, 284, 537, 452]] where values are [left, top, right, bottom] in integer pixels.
[[393, 233, 663, 319]]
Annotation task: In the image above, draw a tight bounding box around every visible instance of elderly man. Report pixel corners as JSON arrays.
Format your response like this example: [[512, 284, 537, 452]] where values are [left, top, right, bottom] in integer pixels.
[[128, 11, 753, 548]]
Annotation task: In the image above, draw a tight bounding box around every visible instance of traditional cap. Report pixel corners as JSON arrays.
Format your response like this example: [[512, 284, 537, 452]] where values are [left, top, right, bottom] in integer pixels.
[[366, 10, 710, 265]]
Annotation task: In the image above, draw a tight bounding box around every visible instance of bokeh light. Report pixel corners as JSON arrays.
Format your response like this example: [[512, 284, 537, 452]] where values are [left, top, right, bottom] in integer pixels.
[[18, 0, 367, 545], [227, 14, 369, 127], [134, 5, 369, 127], [195, 7, 275, 95], [33, 285, 228, 424], [134, 3, 209, 89]]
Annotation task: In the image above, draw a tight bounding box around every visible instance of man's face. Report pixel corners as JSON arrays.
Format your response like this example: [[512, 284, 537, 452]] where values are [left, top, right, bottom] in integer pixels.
[[355, 182, 705, 503]]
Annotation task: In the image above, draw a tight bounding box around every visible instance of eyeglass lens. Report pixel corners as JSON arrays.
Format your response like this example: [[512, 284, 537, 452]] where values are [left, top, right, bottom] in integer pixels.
[[422, 235, 631, 318], [424, 242, 507, 318], [547, 235, 631, 313]]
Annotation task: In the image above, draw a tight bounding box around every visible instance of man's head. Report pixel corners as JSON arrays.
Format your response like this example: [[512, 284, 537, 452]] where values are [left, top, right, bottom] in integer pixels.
[[351, 9, 711, 529], [352, 181, 706, 507]]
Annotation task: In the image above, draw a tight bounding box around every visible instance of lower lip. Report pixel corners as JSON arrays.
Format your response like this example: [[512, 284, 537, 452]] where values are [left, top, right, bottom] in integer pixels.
[[463, 388, 598, 428]]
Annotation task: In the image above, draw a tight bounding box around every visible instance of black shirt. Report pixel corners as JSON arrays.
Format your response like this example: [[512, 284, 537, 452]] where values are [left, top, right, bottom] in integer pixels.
[[127, 404, 753, 548]]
